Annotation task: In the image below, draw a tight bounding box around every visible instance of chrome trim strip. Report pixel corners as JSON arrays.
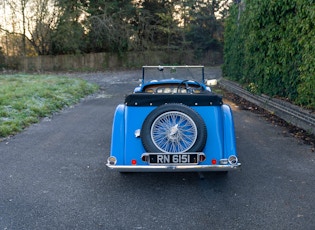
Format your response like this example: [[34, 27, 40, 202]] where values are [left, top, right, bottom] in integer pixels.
[[106, 163, 241, 172]]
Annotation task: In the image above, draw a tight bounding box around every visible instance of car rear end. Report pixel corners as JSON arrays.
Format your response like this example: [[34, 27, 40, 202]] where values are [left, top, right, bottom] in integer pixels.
[[107, 93, 241, 172]]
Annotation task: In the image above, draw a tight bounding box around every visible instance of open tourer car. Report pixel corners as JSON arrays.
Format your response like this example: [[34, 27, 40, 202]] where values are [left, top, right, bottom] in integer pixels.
[[106, 65, 241, 172]]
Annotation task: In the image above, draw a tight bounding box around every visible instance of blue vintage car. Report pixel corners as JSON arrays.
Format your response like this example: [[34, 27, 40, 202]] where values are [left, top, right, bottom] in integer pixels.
[[106, 65, 241, 172]]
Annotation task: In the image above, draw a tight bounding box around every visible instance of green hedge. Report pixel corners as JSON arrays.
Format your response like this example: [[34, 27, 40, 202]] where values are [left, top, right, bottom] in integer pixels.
[[223, 0, 315, 109]]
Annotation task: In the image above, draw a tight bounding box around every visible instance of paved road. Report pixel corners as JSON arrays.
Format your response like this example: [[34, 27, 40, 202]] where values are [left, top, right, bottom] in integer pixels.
[[1, 70, 315, 230]]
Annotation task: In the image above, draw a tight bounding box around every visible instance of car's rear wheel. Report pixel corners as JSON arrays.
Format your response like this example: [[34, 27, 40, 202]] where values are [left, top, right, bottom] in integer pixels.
[[141, 104, 207, 153]]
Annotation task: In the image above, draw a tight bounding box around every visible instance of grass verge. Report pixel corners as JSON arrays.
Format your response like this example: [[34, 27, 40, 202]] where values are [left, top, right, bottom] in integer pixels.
[[0, 74, 99, 138]]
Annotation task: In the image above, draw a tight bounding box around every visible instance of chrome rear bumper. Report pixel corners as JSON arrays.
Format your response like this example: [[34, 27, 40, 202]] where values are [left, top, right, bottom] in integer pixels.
[[106, 163, 241, 172]]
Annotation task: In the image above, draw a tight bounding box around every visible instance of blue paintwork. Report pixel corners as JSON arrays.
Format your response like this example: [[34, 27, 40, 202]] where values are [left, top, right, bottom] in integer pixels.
[[107, 66, 240, 172], [221, 104, 237, 159], [109, 104, 238, 167]]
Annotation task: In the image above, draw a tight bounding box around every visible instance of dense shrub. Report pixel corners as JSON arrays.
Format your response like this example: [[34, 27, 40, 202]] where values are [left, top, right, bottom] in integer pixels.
[[296, 1, 315, 108], [223, 0, 315, 109]]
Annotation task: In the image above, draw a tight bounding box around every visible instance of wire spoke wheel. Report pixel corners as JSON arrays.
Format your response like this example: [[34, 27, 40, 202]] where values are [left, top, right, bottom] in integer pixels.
[[151, 111, 197, 153], [141, 104, 207, 153]]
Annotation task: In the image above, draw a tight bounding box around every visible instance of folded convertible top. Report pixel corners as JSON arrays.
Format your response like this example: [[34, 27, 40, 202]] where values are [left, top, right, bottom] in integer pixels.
[[125, 93, 223, 106]]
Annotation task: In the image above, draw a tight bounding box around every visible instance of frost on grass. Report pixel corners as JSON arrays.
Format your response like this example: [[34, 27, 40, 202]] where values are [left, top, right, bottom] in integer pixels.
[[0, 75, 98, 138]]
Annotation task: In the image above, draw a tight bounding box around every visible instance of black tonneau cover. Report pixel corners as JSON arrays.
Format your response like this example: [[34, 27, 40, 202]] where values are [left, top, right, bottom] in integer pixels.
[[125, 93, 223, 106]]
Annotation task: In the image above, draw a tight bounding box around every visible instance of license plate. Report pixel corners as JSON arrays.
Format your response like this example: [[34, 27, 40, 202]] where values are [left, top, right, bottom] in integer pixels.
[[149, 154, 198, 164]]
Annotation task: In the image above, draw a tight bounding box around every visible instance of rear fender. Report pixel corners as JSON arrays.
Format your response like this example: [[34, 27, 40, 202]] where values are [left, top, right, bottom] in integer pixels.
[[194, 106, 223, 162], [221, 104, 237, 158], [110, 104, 125, 164]]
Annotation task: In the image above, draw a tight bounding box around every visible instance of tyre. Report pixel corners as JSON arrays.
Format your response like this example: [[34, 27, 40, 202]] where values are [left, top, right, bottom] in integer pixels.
[[141, 104, 207, 153]]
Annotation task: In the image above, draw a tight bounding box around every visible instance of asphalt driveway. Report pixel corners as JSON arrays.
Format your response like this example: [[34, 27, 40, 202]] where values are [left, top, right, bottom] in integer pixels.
[[1, 70, 315, 230]]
